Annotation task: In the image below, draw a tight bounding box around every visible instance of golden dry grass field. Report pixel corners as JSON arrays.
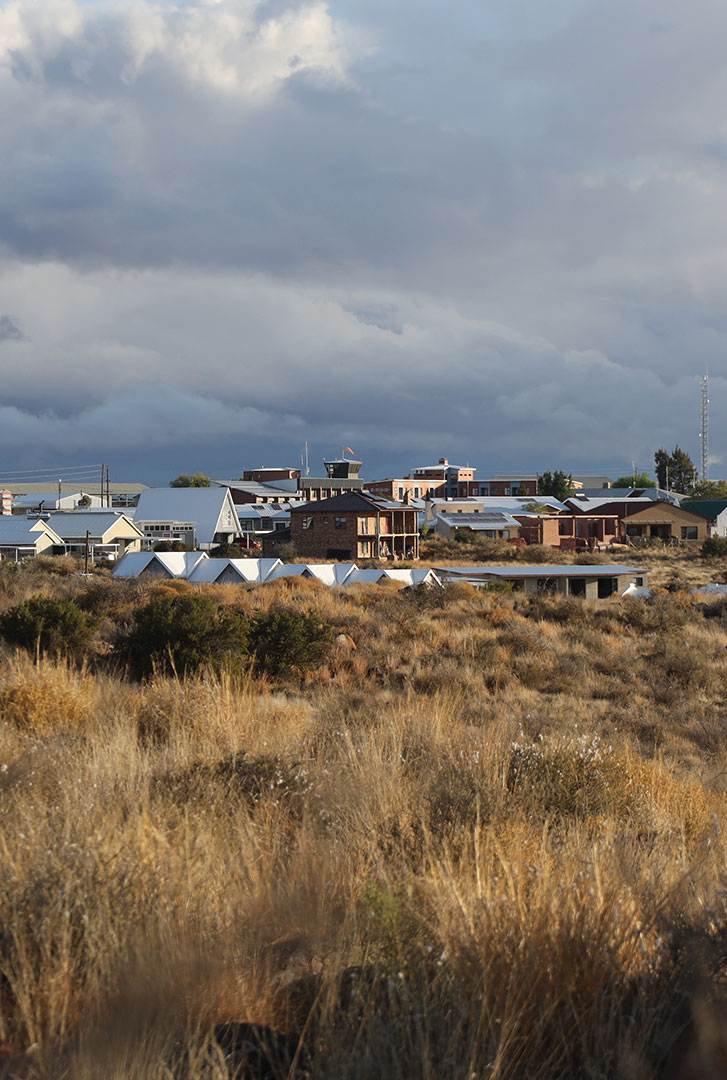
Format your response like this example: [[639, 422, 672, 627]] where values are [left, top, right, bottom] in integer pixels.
[[2, 552, 727, 1077]]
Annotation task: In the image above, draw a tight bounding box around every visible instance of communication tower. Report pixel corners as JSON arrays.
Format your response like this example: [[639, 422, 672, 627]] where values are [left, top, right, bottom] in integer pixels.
[[700, 369, 710, 482]]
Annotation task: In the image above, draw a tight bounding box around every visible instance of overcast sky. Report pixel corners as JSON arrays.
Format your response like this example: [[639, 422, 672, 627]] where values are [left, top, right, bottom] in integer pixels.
[[1, 0, 726, 484]]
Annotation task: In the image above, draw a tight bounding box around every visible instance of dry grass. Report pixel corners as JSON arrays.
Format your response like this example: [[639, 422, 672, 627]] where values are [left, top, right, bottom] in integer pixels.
[[2, 558, 727, 1076]]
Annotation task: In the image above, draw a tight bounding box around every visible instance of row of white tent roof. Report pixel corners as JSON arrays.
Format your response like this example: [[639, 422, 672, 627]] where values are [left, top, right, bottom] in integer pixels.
[[112, 551, 441, 587]]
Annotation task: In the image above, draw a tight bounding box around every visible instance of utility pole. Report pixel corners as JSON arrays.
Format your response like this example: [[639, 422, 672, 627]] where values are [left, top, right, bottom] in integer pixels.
[[105, 465, 110, 508], [84, 530, 90, 574]]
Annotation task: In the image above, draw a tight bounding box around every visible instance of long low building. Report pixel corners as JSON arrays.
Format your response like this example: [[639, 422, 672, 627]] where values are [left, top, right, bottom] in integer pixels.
[[435, 564, 649, 597], [112, 552, 439, 587]]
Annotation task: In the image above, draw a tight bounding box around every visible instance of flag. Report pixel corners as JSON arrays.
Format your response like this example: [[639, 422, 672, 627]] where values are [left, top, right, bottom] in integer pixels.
[[343, 446, 354, 455]]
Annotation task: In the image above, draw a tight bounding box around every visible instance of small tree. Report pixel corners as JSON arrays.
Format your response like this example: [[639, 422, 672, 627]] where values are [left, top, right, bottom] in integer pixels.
[[654, 446, 697, 493], [121, 594, 248, 677], [538, 470, 575, 501], [170, 473, 211, 488], [248, 609, 333, 676], [612, 472, 655, 489], [0, 596, 98, 657], [691, 480, 727, 499], [702, 535, 727, 558], [77, 494, 93, 508]]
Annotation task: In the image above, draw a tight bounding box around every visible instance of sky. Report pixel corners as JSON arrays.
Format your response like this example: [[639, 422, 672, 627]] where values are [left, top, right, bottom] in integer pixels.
[[1, 0, 727, 485]]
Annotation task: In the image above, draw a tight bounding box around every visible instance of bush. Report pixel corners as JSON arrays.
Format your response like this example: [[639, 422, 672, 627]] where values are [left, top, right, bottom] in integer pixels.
[[248, 608, 333, 676], [507, 733, 634, 822], [702, 535, 727, 558], [121, 593, 248, 677], [0, 596, 98, 657]]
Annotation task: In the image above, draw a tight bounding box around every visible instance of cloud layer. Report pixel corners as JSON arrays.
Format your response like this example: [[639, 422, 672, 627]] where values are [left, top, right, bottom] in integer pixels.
[[1, 0, 727, 481]]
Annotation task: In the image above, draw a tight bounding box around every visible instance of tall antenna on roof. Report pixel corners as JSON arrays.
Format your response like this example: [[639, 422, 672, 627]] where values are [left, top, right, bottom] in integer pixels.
[[700, 366, 710, 482]]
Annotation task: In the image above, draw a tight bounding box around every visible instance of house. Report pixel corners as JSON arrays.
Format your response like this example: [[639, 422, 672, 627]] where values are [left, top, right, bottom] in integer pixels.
[[618, 502, 710, 544], [433, 511, 521, 541], [290, 491, 420, 561], [214, 479, 299, 505], [0, 481, 147, 508], [235, 502, 299, 544], [435, 564, 649, 597], [425, 496, 567, 521], [46, 512, 144, 560], [134, 488, 242, 549], [12, 491, 104, 514], [680, 500, 727, 538], [112, 551, 209, 579], [0, 517, 64, 560]]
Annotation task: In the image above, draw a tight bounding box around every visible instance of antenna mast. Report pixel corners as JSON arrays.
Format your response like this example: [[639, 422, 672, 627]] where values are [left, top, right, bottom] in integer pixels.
[[700, 368, 710, 482]]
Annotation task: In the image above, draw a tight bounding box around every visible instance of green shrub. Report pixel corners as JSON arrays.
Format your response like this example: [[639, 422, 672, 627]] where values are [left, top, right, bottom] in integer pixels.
[[701, 535, 727, 558], [0, 596, 98, 657], [121, 593, 248, 677], [248, 608, 333, 676]]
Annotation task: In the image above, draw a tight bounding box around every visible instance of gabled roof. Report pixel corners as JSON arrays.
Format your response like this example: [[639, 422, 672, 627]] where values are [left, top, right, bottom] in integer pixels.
[[112, 551, 208, 578], [0, 516, 63, 545], [681, 500, 727, 520], [47, 512, 144, 541], [264, 563, 358, 585], [291, 491, 413, 513], [134, 488, 241, 545], [188, 557, 282, 583]]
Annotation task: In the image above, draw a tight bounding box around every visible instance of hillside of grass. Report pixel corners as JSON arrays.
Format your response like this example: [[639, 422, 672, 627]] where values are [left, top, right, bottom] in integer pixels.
[[2, 557, 727, 1076]]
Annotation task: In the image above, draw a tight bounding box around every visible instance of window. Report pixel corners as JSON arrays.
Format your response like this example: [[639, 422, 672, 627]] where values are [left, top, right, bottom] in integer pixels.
[[358, 517, 369, 534], [681, 526, 698, 540], [597, 577, 617, 598], [359, 540, 370, 556], [398, 487, 405, 499], [335, 516, 347, 530], [302, 516, 314, 530], [414, 487, 420, 498]]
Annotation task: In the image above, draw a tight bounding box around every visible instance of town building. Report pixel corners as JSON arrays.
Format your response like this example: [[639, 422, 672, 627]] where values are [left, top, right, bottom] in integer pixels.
[[435, 564, 649, 597], [133, 488, 242, 550], [46, 512, 144, 560], [0, 517, 64, 560], [680, 499, 727, 538], [290, 491, 419, 561]]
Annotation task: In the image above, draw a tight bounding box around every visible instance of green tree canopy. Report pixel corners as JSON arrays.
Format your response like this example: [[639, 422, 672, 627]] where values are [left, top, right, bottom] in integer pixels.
[[170, 472, 211, 488], [654, 447, 697, 493], [690, 480, 727, 499], [538, 470, 575, 501], [612, 472, 656, 489]]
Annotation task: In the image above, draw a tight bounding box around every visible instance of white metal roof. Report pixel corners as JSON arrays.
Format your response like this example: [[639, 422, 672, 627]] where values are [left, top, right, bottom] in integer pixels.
[[134, 488, 241, 545], [436, 564, 648, 579], [0, 517, 64, 545], [112, 551, 209, 578], [47, 512, 143, 541]]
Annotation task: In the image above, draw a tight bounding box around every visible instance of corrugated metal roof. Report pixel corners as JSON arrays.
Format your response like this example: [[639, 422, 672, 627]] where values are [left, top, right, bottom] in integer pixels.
[[681, 500, 727, 519], [135, 488, 241, 545], [437, 512, 520, 527], [0, 517, 63, 544], [436, 564, 647, 579], [47, 512, 143, 540]]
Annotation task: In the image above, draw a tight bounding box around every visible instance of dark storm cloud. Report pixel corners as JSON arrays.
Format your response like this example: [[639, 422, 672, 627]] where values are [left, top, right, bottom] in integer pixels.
[[2, 0, 727, 477]]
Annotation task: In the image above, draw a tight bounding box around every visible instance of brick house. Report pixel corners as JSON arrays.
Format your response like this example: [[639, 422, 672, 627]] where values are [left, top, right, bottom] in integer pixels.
[[290, 492, 419, 560]]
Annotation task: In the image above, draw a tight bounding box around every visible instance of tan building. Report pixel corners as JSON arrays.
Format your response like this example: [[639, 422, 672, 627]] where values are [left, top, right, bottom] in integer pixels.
[[620, 502, 710, 544], [291, 492, 419, 561]]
